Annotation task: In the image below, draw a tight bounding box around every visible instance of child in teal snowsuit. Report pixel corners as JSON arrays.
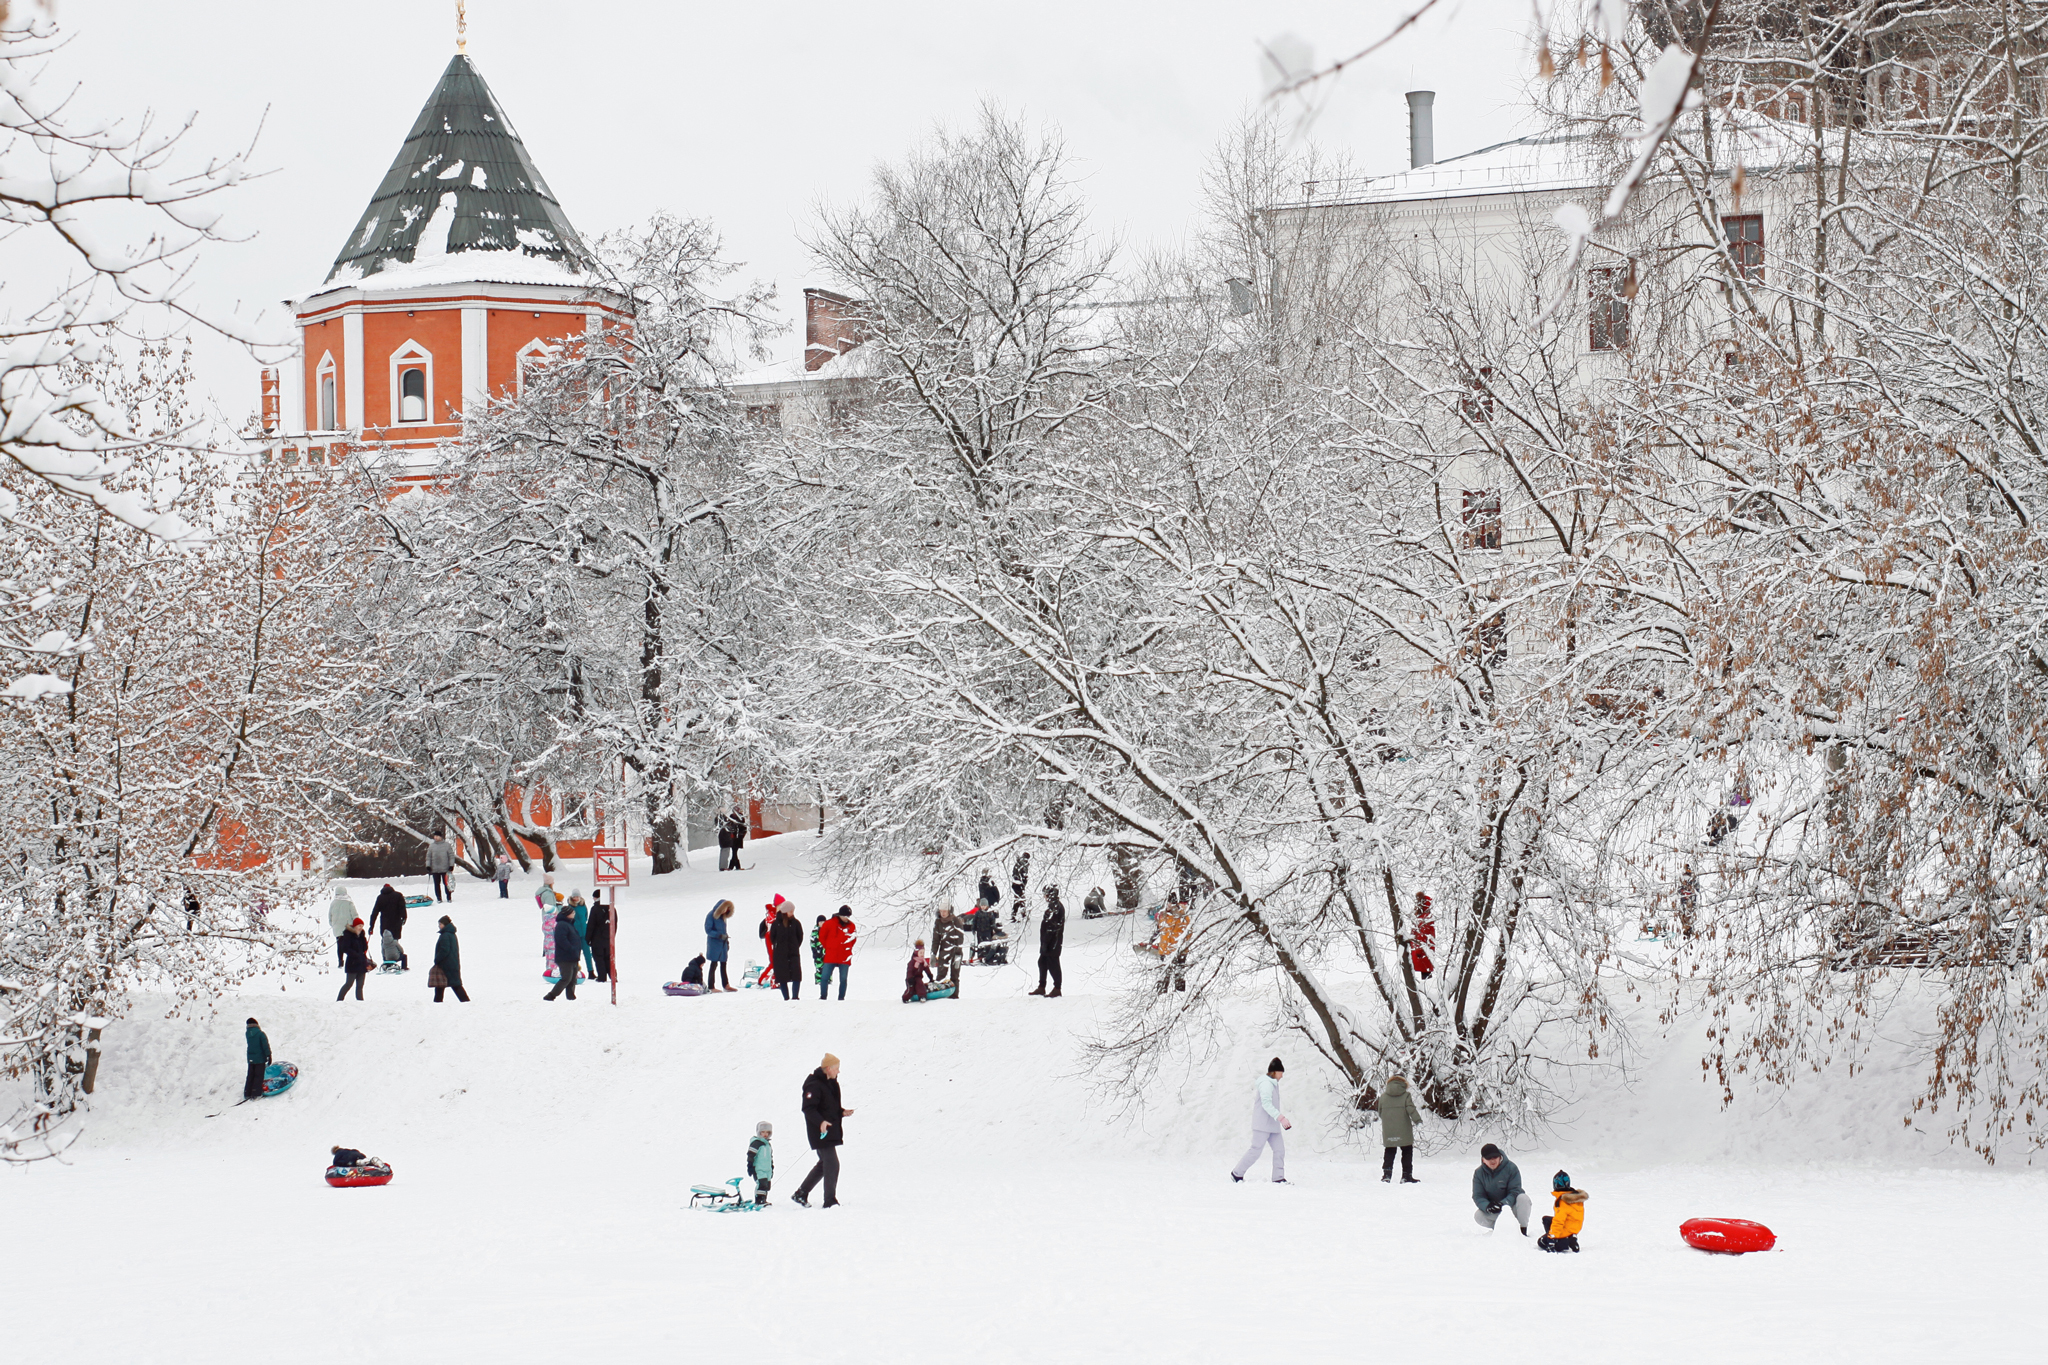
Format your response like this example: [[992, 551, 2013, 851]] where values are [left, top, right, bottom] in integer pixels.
[[748, 1121, 774, 1205]]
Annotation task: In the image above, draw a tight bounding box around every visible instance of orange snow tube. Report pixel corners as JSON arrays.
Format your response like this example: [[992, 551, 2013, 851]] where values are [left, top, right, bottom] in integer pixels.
[[1680, 1217, 1775, 1254]]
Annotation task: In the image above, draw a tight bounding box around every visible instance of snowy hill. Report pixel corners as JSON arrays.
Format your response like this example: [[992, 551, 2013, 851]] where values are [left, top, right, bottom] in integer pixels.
[[4, 832, 2041, 1364]]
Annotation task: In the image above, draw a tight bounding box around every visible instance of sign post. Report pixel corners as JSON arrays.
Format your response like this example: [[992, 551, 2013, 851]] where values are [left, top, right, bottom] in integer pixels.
[[592, 847, 630, 1006]]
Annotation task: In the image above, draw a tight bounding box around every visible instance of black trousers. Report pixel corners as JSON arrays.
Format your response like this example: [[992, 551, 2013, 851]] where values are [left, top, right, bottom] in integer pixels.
[[431, 872, 452, 901], [544, 961, 579, 1000], [1037, 951, 1063, 992], [709, 959, 730, 988], [795, 1145, 840, 1205], [245, 1061, 266, 1099], [433, 976, 470, 1002], [1382, 1144, 1414, 1178], [335, 937, 346, 967], [337, 970, 365, 1001]]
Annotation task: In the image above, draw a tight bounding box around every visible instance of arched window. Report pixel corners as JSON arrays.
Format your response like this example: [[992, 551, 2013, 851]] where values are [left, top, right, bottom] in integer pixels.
[[389, 340, 434, 426], [316, 353, 337, 430], [516, 337, 557, 397]]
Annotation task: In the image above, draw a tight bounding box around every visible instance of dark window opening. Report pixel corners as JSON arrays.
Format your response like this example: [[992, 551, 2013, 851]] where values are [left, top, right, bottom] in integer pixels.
[[1462, 488, 1502, 550], [399, 366, 427, 423], [1722, 214, 1764, 283]]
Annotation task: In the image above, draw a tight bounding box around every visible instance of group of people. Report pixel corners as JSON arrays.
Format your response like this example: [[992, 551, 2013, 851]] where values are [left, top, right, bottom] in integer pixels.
[[904, 879, 1068, 1003], [1230, 1058, 1590, 1253], [539, 874, 616, 1001], [325, 884, 468, 1003], [735, 1052, 853, 1208]]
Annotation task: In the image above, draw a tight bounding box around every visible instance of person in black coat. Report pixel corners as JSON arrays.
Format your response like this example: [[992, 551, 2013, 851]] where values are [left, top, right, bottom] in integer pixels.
[[728, 806, 748, 871], [1030, 886, 1066, 997], [369, 884, 407, 948], [336, 919, 372, 1001], [976, 869, 1001, 911], [770, 904, 806, 1001], [589, 893, 615, 983], [1010, 852, 1031, 923], [792, 1053, 852, 1208], [543, 909, 584, 1001]]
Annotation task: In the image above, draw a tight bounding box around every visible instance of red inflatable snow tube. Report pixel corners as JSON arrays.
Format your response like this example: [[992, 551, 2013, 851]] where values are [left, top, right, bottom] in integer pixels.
[[325, 1163, 393, 1188], [1681, 1217, 1775, 1254]]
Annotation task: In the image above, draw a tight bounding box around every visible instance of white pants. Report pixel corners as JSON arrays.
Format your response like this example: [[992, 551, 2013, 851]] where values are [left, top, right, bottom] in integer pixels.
[[1473, 1193, 1533, 1230], [1233, 1130, 1285, 1181]]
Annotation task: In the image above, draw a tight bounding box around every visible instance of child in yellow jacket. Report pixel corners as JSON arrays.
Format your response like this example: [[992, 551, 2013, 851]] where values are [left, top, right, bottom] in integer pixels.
[[1538, 1169, 1587, 1253]]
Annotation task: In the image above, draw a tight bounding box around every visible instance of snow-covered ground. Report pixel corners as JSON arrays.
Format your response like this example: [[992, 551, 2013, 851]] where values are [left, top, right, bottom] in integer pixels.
[[5, 833, 2040, 1363]]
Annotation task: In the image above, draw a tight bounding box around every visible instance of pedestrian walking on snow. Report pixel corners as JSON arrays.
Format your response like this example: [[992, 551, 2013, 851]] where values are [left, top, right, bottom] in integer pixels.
[[747, 1121, 775, 1205], [704, 899, 735, 991], [1231, 1057, 1291, 1183], [1009, 852, 1031, 924], [1029, 886, 1066, 997], [337, 919, 372, 1001], [1471, 1143, 1532, 1234], [567, 892, 596, 979], [770, 900, 806, 1001], [821, 905, 856, 1000], [589, 891, 615, 983], [543, 908, 584, 1001], [811, 914, 828, 995], [494, 858, 511, 899], [369, 883, 408, 965], [327, 888, 357, 970], [430, 915, 470, 1002], [244, 1017, 271, 1099], [931, 904, 966, 999], [793, 1053, 852, 1208], [427, 831, 456, 902], [1378, 1074, 1421, 1182], [717, 809, 738, 871], [728, 805, 748, 870]]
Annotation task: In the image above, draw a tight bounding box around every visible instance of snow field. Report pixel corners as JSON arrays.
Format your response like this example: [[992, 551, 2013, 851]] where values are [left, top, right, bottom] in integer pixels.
[[3, 833, 2041, 1363]]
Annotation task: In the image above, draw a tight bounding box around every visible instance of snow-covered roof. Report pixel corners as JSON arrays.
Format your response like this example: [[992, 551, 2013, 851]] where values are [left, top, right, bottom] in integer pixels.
[[1293, 133, 1608, 207], [308, 54, 593, 300]]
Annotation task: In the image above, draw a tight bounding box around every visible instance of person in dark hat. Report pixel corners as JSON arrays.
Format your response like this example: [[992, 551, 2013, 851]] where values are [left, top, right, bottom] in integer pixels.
[[244, 1018, 271, 1099], [1472, 1143, 1531, 1234], [543, 908, 584, 1001], [1230, 1057, 1291, 1183], [430, 915, 469, 1002]]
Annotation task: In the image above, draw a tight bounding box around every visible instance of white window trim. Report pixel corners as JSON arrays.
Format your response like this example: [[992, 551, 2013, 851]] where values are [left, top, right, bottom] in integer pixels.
[[315, 352, 338, 431], [515, 337, 558, 398], [388, 339, 435, 427]]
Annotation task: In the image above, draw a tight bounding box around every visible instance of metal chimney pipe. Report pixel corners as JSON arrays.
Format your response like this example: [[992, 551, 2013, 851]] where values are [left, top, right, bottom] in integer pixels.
[[1406, 90, 1436, 169]]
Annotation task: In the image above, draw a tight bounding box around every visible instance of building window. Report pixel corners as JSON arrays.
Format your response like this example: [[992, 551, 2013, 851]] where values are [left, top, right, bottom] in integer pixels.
[[1721, 214, 1764, 284], [1588, 267, 1630, 351], [388, 340, 434, 426], [1462, 488, 1502, 550], [515, 338, 556, 397], [316, 354, 337, 430]]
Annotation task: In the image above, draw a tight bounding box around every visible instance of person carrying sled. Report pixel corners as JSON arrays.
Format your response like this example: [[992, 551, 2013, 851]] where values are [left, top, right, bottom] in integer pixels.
[[427, 831, 457, 902], [821, 905, 856, 1001], [1231, 1057, 1291, 1183], [1378, 1074, 1421, 1183], [337, 918, 373, 1001], [326, 888, 357, 970], [431, 916, 469, 1002], [244, 1018, 271, 1100], [1030, 885, 1066, 997], [543, 908, 584, 1001], [792, 1053, 852, 1208], [1537, 1170, 1588, 1252], [903, 940, 934, 1002], [931, 903, 966, 1000], [747, 1121, 775, 1205], [1472, 1143, 1532, 1235], [770, 899, 806, 1001], [704, 899, 735, 991]]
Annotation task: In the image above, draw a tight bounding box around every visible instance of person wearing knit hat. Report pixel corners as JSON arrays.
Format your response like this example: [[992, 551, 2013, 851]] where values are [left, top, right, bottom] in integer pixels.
[[793, 1054, 852, 1208], [1230, 1057, 1291, 1184]]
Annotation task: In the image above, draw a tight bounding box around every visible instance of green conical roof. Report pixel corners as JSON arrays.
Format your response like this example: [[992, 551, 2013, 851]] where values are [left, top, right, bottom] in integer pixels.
[[320, 53, 592, 290]]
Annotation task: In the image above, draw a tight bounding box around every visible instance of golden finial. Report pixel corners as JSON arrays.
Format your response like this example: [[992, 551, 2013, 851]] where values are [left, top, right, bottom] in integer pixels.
[[456, 1, 468, 52]]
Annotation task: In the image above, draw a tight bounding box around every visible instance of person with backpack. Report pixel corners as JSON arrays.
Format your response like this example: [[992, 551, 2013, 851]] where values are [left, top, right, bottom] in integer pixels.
[[426, 831, 457, 902], [336, 919, 372, 1001], [1379, 1073, 1421, 1182], [430, 915, 469, 1002], [820, 905, 856, 1000], [704, 899, 735, 991], [244, 1017, 271, 1099], [543, 908, 584, 1001], [1230, 1057, 1290, 1184], [1029, 886, 1066, 997], [792, 1053, 852, 1208]]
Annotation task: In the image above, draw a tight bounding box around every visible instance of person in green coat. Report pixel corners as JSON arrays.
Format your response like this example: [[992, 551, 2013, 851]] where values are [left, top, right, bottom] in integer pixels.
[[1378, 1073, 1422, 1183], [431, 916, 469, 1002], [244, 1018, 272, 1099]]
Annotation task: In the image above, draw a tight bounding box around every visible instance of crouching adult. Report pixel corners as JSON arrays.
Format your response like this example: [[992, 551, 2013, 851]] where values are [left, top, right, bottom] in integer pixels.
[[1471, 1142, 1531, 1235]]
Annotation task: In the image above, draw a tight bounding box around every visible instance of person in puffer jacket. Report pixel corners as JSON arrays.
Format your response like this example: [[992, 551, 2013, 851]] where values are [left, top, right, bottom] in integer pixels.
[[747, 1121, 774, 1205], [1538, 1170, 1588, 1252]]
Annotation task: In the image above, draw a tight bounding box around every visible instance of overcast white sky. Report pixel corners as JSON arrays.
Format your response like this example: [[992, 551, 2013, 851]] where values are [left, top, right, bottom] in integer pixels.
[[59, 0, 1539, 422]]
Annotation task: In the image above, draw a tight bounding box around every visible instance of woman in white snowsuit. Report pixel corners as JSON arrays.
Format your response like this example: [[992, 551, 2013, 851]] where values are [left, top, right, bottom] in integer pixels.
[[1230, 1057, 1291, 1183]]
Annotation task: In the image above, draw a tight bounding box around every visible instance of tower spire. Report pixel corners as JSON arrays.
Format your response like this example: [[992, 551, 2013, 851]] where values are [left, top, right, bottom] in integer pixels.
[[456, 1, 467, 53]]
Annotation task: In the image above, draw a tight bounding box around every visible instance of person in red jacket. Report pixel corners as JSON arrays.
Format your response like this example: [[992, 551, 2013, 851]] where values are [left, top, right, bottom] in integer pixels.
[[819, 904, 857, 1000]]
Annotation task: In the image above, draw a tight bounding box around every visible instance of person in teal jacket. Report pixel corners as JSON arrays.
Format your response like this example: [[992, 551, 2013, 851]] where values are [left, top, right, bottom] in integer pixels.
[[244, 1018, 271, 1100], [748, 1120, 774, 1205], [568, 893, 596, 977]]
